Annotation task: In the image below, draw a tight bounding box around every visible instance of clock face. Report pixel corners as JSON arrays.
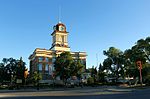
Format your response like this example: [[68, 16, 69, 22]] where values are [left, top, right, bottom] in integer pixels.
[[59, 26, 65, 31]]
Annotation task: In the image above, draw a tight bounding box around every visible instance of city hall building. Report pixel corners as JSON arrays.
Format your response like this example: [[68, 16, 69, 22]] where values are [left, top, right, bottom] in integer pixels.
[[29, 22, 87, 80]]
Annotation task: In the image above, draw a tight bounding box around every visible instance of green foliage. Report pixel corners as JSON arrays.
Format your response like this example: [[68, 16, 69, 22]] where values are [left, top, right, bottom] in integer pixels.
[[0, 57, 26, 85], [98, 72, 106, 82], [103, 47, 124, 81], [98, 64, 105, 82], [16, 57, 26, 79], [31, 71, 42, 86], [87, 77, 94, 85], [54, 52, 73, 80], [123, 37, 150, 80], [144, 74, 150, 85], [0, 63, 4, 82], [102, 36, 150, 84], [70, 59, 84, 77], [136, 37, 150, 62], [54, 52, 84, 81]]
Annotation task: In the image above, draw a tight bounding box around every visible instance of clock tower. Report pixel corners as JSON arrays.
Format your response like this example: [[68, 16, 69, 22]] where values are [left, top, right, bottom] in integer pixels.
[[29, 21, 87, 81], [50, 22, 70, 51]]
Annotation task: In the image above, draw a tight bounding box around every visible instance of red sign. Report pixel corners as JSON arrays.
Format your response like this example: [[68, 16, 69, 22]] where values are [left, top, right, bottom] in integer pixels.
[[136, 61, 143, 84], [136, 61, 142, 70]]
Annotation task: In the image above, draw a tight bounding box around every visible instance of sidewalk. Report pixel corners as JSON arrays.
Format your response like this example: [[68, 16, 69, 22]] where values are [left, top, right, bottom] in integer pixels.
[[0, 85, 135, 93], [0, 86, 140, 98]]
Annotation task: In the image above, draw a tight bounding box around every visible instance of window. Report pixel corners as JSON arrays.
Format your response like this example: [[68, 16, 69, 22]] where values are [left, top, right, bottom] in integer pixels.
[[81, 60, 86, 65], [39, 57, 43, 62], [52, 58, 56, 62], [56, 35, 58, 41], [38, 63, 42, 71], [62, 35, 64, 43], [48, 65, 53, 75], [53, 36, 55, 43], [45, 64, 49, 71], [46, 57, 49, 62]]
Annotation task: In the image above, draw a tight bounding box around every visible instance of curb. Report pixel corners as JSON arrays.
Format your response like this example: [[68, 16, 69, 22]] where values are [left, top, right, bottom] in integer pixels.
[[107, 88, 133, 92]]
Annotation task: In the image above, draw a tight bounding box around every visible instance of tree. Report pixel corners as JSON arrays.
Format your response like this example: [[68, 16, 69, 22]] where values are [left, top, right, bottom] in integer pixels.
[[70, 59, 84, 78], [0, 63, 4, 83], [103, 47, 124, 81], [103, 58, 113, 74], [98, 63, 106, 83], [3, 58, 18, 82], [54, 51, 85, 84], [123, 37, 149, 79], [31, 71, 42, 86], [102, 36, 150, 84], [15, 57, 26, 84], [0, 57, 26, 85], [91, 66, 97, 78], [54, 52, 73, 81], [136, 37, 150, 62], [124, 49, 139, 78], [121, 37, 150, 84]]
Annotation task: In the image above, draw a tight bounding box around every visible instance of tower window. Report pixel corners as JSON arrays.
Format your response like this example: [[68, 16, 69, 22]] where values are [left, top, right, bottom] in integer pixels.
[[53, 35, 56, 43], [62, 35, 64, 43], [59, 35, 62, 42]]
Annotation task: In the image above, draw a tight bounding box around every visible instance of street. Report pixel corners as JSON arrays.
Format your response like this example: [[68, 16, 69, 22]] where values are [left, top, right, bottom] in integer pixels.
[[0, 87, 150, 99]]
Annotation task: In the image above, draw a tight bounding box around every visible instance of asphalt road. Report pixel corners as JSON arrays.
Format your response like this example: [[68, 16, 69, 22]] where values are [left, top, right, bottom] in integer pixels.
[[0, 87, 150, 99]]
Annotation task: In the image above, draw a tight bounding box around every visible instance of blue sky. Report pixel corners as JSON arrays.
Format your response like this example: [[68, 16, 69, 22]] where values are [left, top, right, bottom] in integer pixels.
[[0, 0, 150, 69]]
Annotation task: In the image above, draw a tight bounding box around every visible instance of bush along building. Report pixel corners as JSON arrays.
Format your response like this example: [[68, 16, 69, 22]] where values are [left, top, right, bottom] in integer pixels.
[[29, 22, 87, 82]]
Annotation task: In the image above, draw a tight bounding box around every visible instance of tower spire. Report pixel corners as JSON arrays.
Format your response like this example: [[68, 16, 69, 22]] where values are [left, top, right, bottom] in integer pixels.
[[58, 5, 61, 23]]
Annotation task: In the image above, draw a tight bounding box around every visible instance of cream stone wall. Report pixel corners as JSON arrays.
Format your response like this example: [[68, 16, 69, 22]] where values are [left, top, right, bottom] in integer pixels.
[[51, 46, 70, 51], [52, 32, 68, 46]]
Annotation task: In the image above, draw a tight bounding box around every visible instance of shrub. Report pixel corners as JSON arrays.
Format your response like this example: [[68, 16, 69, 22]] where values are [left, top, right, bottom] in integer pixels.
[[87, 77, 94, 86]]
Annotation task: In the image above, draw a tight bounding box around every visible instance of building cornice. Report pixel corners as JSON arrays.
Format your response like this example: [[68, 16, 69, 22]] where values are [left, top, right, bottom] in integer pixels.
[[51, 31, 69, 36]]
